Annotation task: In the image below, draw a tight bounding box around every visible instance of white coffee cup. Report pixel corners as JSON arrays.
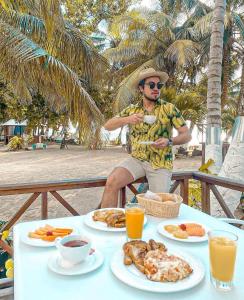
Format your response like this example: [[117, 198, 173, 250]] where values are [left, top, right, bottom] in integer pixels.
[[144, 115, 156, 124], [55, 234, 91, 266]]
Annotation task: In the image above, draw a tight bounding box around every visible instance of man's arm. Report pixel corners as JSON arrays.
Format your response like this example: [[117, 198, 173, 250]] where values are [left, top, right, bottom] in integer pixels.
[[153, 126, 191, 148], [104, 114, 143, 131], [171, 125, 192, 145]]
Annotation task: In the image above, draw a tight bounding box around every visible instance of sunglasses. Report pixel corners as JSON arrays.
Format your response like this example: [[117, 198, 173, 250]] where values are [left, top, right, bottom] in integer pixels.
[[144, 82, 164, 90]]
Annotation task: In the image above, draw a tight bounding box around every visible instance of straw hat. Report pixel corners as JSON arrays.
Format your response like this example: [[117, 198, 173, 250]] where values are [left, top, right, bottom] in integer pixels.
[[132, 68, 169, 89]]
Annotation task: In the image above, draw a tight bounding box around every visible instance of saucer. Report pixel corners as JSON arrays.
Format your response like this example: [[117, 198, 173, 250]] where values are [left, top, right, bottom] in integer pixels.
[[48, 249, 104, 276]]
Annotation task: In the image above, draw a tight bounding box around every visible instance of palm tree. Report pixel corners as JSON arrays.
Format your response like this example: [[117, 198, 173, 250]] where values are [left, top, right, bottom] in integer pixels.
[[0, 0, 108, 142], [104, 8, 200, 111], [204, 0, 226, 173], [193, 0, 244, 108]]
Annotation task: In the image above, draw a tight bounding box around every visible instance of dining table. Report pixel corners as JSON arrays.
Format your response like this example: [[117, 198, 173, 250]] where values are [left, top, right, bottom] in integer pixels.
[[13, 204, 244, 300]]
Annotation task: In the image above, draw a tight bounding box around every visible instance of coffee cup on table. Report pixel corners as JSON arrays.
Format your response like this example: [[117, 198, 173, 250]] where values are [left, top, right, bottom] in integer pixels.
[[144, 115, 156, 125], [55, 234, 91, 266]]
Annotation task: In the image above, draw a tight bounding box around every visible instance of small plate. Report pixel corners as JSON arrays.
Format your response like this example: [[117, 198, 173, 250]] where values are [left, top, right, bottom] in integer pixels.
[[111, 249, 205, 293], [48, 249, 104, 276], [21, 226, 79, 247], [84, 208, 147, 232], [139, 141, 155, 145], [157, 220, 209, 243]]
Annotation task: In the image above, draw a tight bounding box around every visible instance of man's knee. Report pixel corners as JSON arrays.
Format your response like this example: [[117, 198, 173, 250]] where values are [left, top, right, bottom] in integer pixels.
[[105, 173, 120, 191]]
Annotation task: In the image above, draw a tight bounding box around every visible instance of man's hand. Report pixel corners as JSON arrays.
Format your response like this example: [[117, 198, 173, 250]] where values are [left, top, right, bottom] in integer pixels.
[[153, 138, 169, 149], [126, 113, 144, 125]]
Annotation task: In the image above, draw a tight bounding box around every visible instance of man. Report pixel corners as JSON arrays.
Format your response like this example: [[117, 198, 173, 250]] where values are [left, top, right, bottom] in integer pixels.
[[101, 68, 191, 207]]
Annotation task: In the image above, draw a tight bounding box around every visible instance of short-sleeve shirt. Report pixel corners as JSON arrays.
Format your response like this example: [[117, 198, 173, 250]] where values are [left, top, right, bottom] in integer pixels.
[[117, 99, 186, 170]]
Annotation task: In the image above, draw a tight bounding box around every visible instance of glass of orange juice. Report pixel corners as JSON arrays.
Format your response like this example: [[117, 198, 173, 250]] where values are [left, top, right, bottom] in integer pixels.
[[125, 203, 145, 241], [208, 230, 238, 291]]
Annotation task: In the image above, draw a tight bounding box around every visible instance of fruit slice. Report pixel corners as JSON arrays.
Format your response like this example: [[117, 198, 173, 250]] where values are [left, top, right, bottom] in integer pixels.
[[173, 230, 189, 239], [164, 225, 179, 233], [41, 235, 56, 242], [186, 226, 205, 237]]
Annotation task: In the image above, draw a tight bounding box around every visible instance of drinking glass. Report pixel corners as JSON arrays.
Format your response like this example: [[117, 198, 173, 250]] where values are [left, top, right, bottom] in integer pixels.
[[208, 230, 238, 292], [125, 203, 145, 241]]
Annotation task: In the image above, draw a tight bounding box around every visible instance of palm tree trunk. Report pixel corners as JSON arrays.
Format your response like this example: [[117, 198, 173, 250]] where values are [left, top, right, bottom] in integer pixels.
[[205, 0, 226, 173], [221, 42, 231, 108]]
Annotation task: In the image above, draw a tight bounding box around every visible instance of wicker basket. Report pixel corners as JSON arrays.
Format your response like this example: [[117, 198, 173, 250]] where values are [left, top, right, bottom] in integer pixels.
[[136, 193, 182, 218]]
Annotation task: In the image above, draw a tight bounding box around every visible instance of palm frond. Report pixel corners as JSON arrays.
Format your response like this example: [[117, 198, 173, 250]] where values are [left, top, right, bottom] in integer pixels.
[[0, 8, 109, 81], [233, 13, 244, 38], [0, 21, 104, 132], [164, 40, 200, 67], [193, 12, 213, 36]]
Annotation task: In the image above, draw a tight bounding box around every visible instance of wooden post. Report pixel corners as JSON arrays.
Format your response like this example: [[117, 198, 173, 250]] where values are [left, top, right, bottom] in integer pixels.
[[119, 187, 126, 208], [1, 192, 40, 231], [201, 182, 210, 214], [41, 192, 48, 219], [180, 179, 189, 205], [201, 142, 205, 165]]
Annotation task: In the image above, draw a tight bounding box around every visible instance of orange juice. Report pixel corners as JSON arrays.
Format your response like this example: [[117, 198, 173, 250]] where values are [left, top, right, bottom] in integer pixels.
[[209, 237, 237, 282], [125, 207, 144, 239]]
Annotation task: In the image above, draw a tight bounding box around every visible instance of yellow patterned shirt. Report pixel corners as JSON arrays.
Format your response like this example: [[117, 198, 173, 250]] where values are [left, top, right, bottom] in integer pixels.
[[117, 99, 186, 170]]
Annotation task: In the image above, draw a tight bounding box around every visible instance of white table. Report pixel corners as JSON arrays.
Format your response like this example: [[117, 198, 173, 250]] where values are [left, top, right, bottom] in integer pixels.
[[14, 205, 244, 300]]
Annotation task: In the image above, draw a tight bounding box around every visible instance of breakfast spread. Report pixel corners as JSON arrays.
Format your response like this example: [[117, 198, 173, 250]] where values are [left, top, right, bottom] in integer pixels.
[[123, 239, 193, 282], [164, 223, 206, 239], [93, 209, 125, 228], [28, 224, 73, 242]]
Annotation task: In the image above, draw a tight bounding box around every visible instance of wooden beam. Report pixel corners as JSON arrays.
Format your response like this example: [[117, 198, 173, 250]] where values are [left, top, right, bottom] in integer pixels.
[[50, 191, 80, 216], [41, 192, 48, 220], [201, 182, 210, 214], [119, 187, 126, 208], [127, 184, 139, 195], [193, 172, 244, 192], [180, 179, 189, 205], [209, 185, 235, 218], [170, 180, 180, 193], [1, 192, 40, 231]]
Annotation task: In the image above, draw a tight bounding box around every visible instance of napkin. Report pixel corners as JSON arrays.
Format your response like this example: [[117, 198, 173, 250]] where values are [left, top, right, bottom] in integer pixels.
[[144, 190, 161, 201]]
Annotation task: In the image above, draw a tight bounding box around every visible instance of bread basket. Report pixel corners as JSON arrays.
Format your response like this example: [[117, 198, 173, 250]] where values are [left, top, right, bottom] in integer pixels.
[[136, 193, 182, 218]]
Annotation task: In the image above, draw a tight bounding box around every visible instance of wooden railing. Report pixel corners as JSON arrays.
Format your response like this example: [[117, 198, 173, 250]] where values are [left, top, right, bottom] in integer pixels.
[[0, 171, 244, 255]]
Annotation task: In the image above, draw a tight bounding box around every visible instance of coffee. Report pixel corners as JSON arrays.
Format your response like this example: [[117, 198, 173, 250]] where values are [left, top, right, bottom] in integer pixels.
[[63, 240, 88, 248]]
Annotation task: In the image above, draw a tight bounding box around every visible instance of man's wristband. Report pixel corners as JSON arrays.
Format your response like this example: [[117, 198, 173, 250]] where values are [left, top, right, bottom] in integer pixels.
[[167, 138, 173, 146]]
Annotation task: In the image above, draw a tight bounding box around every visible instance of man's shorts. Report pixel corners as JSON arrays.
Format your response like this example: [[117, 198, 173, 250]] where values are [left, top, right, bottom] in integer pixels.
[[117, 157, 172, 193]]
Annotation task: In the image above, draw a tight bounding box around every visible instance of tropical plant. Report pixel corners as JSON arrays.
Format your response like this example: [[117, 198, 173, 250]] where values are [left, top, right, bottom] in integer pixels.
[[0, 0, 109, 144], [7, 136, 24, 151], [192, 0, 244, 108], [104, 8, 201, 111], [62, 0, 134, 34]]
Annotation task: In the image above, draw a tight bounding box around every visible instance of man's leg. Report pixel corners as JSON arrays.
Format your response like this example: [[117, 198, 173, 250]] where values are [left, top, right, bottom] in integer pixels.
[[101, 167, 134, 208], [144, 162, 172, 193], [101, 157, 145, 208]]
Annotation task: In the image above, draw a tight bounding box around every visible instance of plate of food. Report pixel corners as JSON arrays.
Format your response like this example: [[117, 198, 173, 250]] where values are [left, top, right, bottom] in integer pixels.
[[111, 239, 205, 293], [84, 208, 147, 232], [21, 224, 78, 247], [157, 220, 209, 243]]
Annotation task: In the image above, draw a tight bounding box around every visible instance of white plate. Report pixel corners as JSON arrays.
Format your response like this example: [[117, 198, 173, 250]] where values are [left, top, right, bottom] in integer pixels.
[[157, 220, 209, 243], [21, 226, 79, 247], [139, 141, 155, 145], [111, 249, 205, 293], [48, 249, 104, 276], [84, 208, 147, 232]]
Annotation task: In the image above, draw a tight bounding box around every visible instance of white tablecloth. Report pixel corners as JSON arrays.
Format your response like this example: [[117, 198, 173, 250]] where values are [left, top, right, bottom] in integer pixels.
[[13, 204, 244, 300]]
